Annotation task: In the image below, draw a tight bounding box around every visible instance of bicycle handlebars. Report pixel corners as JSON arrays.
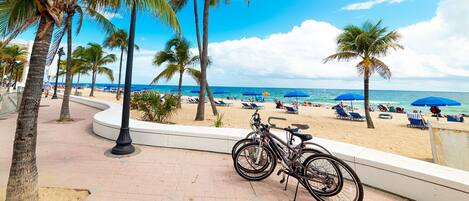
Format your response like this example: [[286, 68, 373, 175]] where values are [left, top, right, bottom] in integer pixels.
[[267, 116, 287, 128]]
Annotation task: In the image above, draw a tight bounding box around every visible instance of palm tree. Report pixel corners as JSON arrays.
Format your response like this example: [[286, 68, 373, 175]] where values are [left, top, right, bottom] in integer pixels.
[[103, 29, 139, 101], [0, 0, 65, 199], [324, 20, 403, 129], [76, 43, 116, 96], [171, 0, 250, 120], [1, 45, 27, 92], [56, 0, 115, 121], [152, 36, 201, 108]]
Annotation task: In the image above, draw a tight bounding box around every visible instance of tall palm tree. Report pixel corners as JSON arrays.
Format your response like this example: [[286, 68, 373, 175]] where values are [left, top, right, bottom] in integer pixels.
[[76, 43, 115, 96], [324, 20, 403, 129], [152, 36, 201, 108], [103, 28, 139, 101], [0, 0, 65, 199], [170, 0, 250, 120], [55, 0, 115, 121]]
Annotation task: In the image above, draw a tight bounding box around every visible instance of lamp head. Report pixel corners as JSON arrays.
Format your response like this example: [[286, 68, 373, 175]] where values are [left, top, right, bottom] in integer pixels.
[[58, 47, 65, 56]]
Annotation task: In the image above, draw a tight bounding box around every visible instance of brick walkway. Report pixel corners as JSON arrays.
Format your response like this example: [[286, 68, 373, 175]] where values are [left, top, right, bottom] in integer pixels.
[[0, 98, 407, 201]]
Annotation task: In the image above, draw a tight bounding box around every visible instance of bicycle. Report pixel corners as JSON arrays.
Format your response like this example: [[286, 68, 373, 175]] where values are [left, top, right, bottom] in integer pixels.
[[232, 113, 364, 201], [231, 110, 332, 160]]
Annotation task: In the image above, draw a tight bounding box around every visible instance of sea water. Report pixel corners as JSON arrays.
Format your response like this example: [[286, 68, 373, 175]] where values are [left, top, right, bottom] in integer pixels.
[[80, 83, 469, 115]]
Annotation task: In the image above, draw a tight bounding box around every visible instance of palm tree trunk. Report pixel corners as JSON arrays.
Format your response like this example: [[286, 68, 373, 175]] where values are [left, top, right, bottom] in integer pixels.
[[205, 83, 218, 115], [13, 65, 18, 89], [195, 0, 210, 121], [193, 0, 202, 56], [116, 47, 124, 100], [7, 64, 12, 92], [177, 70, 183, 108], [6, 15, 54, 201], [364, 72, 374, 129], [74, 73, 80, 95], [90, 70, 96, 96], [59, 13, 73, 121]]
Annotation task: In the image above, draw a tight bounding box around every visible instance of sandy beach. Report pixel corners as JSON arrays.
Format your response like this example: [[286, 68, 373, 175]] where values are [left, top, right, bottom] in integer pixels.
[[69, 87, 469, 161]]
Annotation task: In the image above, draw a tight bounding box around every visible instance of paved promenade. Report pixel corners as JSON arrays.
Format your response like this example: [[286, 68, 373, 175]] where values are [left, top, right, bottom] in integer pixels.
[[0, 98, 407, 200]]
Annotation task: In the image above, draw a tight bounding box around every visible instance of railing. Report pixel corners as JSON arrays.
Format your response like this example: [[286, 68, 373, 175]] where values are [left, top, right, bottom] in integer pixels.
[[0, 92, 22, 116]]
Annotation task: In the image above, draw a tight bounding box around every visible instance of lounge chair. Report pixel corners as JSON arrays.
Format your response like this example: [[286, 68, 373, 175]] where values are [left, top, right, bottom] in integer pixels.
[[406, 113, 428, 129], [242, 103, 253, 109], [250, 103, 264, 109], [447, 115, 464, 123], [285, 106, 298, 114], [350, 112, 366, 121], [335, 107, 350, 119], [218, 100, 232, 107]]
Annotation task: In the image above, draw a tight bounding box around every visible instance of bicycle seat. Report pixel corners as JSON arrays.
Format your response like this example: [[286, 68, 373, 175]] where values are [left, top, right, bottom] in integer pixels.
[[285, 127, 313, 141]]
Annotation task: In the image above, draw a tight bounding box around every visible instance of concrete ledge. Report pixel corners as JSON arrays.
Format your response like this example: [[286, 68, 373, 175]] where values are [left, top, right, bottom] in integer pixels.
[[67, 95, 469, 201]]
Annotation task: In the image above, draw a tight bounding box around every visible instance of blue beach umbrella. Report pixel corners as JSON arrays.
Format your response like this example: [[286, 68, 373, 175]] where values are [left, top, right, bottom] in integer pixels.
[[284, 91, 310, 98], [284, 91, 310, 104], [242, 91, 262, 96], [170, 89, 179, 93], [334, 93, 364, 101], [190, 89, 200, 94], [334, 93, 364, 112], [411, 96, 461, 107], [213, 89, 230, 94]]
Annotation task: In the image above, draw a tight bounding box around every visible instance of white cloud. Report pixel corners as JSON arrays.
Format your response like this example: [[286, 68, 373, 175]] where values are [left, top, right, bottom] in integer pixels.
[[95, 8, 123, 20], [341, 0, 405, 11], [201, 0, 469, 91]]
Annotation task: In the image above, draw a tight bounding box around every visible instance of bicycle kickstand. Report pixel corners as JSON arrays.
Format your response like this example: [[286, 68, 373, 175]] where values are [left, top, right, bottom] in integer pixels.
[[293, 180, 300, 201], [284, 175, 289, 191]]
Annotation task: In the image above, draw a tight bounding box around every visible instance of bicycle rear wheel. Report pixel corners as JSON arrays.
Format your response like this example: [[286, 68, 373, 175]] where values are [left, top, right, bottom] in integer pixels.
[[233, 142, 277, 181], [303, 154, 363, 201]]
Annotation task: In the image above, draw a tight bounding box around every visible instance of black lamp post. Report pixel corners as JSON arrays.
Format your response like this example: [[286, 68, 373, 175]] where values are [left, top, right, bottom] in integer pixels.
[[52, 47, 65, 99], [111, 0, 136, 155]]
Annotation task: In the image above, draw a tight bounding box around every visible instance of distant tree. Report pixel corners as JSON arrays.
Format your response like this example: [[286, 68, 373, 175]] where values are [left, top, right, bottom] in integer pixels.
[[152, 36, 201, 108], [103, 29, 139, 100], [324, 20, 403, 128]]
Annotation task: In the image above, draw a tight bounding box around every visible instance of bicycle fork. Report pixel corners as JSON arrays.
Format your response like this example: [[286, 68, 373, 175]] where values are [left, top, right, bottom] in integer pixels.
[[255, 140, 264, 164]]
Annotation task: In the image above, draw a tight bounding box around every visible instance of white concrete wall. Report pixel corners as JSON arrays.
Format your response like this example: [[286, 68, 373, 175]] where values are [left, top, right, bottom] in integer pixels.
[[66, 95, 469, 201]]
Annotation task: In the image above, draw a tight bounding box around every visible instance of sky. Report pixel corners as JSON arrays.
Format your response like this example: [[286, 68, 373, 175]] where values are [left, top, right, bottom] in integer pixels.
[[15, 0, 469, 92]]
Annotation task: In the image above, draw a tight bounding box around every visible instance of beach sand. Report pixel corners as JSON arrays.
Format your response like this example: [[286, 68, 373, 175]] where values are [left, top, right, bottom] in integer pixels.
[[0, 187, 89, 201], [70, 87, 468, 161]]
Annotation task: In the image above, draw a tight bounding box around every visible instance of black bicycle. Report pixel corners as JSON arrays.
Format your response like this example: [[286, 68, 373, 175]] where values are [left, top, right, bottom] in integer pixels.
[[231, 110, 332, 160], [232, 112, 363, 201]]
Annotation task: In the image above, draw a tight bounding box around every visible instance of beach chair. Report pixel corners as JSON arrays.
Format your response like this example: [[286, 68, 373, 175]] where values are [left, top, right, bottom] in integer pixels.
[[285, 106, 298, 114], [250, 103, 264, 110], [350, 112, 366, 121], [406, 113, 428, 129], [218, 100, 232, 107], [447, 115, 464, 123], [242, 103, 253, 109], [335, 107, 350, 120]]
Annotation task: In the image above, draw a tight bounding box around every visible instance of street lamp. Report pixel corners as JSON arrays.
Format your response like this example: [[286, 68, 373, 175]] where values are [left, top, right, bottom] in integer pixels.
[[52, 47, 65, 99], [12, 60, 20, 90], [111, 0, 136, 155]]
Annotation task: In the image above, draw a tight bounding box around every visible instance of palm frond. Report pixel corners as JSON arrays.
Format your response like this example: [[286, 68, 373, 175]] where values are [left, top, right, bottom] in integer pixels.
[[323, 52, 359, 63], [75, 6, 84, 35], [150, 63, 179, 84], [186, 67, 201, 84], [140, 0, 181, 33], [86, 7, 115, 34], [371, 57, 391, 79], [97, 66, 114, 82]]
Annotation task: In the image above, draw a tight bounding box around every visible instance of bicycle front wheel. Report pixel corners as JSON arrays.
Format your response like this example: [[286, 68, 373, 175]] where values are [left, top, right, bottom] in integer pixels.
[[232, 138, 257, 160], [303, 154, 363, 201], [233, 142, 277, 181]]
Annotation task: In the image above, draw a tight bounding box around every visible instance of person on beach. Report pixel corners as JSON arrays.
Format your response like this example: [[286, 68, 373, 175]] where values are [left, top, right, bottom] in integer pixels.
[[43, 82, 51, 98], [430, 106, 442, 117]]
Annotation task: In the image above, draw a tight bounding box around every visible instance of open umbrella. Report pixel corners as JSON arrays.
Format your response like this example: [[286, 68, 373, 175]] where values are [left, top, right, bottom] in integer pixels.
[[262, 91, 270, 96], [284, 91, 310, 107], [411, 96, 461, 107], [213, 89, 230, 94], [190, 89, 200, 94], [334, 93, 364, 112], [242, 91, 262, 96]]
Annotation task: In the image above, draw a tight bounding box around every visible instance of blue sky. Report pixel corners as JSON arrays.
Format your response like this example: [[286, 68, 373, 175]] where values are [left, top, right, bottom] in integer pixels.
[[16, 0, 469, 92]]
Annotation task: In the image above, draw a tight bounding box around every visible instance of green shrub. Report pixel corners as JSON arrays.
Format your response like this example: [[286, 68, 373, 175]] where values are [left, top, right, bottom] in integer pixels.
[[130, 91, 177, 123], [214, 113, 224, 128]]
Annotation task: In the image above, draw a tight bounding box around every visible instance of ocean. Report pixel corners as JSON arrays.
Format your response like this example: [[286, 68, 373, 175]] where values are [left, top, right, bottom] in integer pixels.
[[82, 83, 469, 115]]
